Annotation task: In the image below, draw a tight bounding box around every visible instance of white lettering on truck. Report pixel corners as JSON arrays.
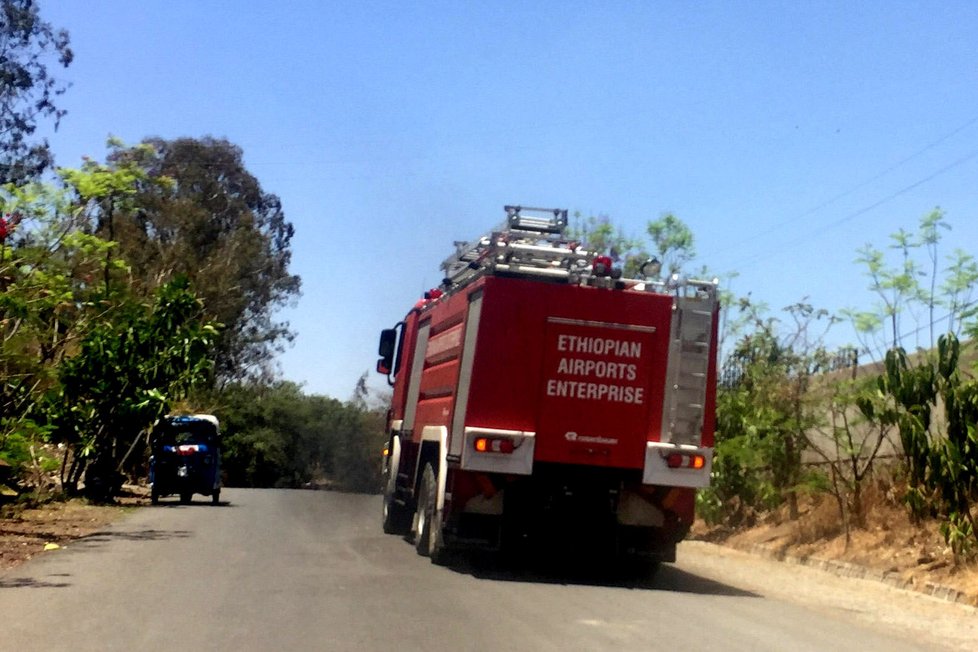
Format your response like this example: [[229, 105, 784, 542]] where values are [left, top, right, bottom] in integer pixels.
[[547, 332, 647, 404], [556, 357, 637, 381], [546, 379, 645, 404], [557, 335, 642, 358]]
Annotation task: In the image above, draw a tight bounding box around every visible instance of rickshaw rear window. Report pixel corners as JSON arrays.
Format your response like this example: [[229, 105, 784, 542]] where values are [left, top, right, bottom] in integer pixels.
[[161, 421, 218, 446]]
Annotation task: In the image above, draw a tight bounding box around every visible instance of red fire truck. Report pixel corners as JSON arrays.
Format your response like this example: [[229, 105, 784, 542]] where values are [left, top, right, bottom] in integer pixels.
[[376, 206, 719, 571]]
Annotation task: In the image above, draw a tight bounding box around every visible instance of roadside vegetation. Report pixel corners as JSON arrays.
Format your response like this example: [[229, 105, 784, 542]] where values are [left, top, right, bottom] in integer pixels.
[[0, 1, 385, 503], [709, 211, 978, 562], [576, 209, 978, 566]]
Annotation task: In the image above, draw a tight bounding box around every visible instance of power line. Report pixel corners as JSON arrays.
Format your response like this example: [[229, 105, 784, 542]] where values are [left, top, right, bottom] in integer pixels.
[[812, 148, 978, 234], [705, 114, 978, 263], [885, 296, 978, 348], [767, 115, 978, 233], [734, 146, 978, 269]]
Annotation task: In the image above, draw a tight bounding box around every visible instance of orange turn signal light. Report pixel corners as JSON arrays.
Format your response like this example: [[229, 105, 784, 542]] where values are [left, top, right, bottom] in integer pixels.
[[666, 452, 706, 470], [473, 437, 515, 454]]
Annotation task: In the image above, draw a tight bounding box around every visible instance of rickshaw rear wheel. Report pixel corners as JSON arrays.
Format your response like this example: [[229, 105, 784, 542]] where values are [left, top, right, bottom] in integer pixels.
[[180, 492, 192, 505], [212, 489, 220, 505], [151, 490, 159, 505]]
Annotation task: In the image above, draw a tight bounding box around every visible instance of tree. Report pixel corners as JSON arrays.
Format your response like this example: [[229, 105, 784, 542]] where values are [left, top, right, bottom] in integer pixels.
[[846, 210, 978, 357], [844, 211, 978, 558], [942, 248, 978, 337], [870, 334, 978, 558], [49, 277, 219, 500], [569, 212, 648, 277], [219, 382, 321, 488], [647, 213, 696, 278], [59, 141, 159, 298], [801, 372, 891, 546], [0, 151, 175, 492], [0, 181, 109, 488], [703, 297, 851, 527], [917, 209, 950, 347], [850, 233, 920, 352], [93, 137, 301, 383], [218, 380, 386, 492], [0, 0, 72, 184], [569, 211, 703, 281]]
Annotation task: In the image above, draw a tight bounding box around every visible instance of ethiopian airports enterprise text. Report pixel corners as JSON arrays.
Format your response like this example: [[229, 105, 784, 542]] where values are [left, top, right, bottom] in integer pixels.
[[546, 334, 646, 405]]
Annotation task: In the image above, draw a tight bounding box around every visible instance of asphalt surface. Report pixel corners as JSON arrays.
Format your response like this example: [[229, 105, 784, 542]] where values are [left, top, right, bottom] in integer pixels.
[[0, 489, 975, 651]]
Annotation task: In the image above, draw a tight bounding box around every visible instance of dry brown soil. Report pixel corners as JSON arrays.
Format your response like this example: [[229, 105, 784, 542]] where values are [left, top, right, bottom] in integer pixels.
[[0, 493, 147, 571], [692, 486, 978, 605]]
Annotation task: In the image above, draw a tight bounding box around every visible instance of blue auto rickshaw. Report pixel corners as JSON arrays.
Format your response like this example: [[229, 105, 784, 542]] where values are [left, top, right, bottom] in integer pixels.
[[149, 414, 222, 505]]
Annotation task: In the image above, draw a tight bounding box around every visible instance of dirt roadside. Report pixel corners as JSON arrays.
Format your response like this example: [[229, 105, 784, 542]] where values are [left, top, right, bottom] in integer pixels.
[[691, 489, 978, 607], [0, 492, 147, 571]]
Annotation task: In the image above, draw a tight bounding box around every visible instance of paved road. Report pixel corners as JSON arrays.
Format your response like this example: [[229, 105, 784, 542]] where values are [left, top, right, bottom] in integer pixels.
[[0, 489, 974, 651]]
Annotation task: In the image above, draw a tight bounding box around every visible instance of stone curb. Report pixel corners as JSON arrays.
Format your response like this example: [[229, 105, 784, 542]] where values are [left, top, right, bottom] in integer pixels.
[[729, 541, 973, 606]]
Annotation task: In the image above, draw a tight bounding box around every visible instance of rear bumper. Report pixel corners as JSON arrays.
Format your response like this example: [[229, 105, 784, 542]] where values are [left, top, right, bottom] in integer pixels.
[[445, 463, 694, 556]]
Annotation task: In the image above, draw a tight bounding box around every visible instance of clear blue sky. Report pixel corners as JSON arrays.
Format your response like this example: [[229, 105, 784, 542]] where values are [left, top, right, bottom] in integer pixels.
[[42, 1, 978, 400]]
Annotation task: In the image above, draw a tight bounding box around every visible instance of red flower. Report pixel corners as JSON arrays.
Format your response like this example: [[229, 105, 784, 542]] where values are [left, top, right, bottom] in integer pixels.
[[0, 213, 21, 242]]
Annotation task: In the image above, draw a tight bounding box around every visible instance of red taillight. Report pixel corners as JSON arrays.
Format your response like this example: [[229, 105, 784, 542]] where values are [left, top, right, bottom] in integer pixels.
[[666, 452, 705, 469], [473, 437, 514, 454]]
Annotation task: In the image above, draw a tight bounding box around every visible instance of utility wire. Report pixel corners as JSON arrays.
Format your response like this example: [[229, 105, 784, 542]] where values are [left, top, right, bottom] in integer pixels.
[[886, 296, 978, 347], [734, 146, 978, 269], [810, 148, 978, 234], [704, 114, 978, 263], [763, 115, 978, 236]]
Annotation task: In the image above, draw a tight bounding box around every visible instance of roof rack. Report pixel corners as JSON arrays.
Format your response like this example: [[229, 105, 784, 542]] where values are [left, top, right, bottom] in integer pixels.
[[440, 205, 591, 289], [503, 205, 568, 234]]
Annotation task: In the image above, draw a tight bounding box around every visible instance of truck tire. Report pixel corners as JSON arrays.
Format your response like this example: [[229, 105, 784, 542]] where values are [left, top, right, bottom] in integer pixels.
[[414, 464, 448, 564], [382, 436, 411, 534], [381, 465, 409, 535], [382, 489, 411, 535]]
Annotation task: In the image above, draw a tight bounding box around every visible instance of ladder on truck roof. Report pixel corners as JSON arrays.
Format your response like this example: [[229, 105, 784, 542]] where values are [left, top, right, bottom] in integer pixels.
[[440, 205, 592, 289]]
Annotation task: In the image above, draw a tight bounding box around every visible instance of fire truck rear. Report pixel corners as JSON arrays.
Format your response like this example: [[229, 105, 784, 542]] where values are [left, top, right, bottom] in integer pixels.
[[376, 206, 719, 571]]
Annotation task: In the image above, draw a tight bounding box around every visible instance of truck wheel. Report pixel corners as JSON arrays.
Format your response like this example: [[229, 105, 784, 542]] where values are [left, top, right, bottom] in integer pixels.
[[382, 488, 411, 535], [414, 464, 448, 564]]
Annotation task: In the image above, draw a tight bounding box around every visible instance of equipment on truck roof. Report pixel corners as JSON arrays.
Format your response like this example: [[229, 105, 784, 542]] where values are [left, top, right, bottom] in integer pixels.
[[440, 205, 595, 290], [438, 204, 716, 297]]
